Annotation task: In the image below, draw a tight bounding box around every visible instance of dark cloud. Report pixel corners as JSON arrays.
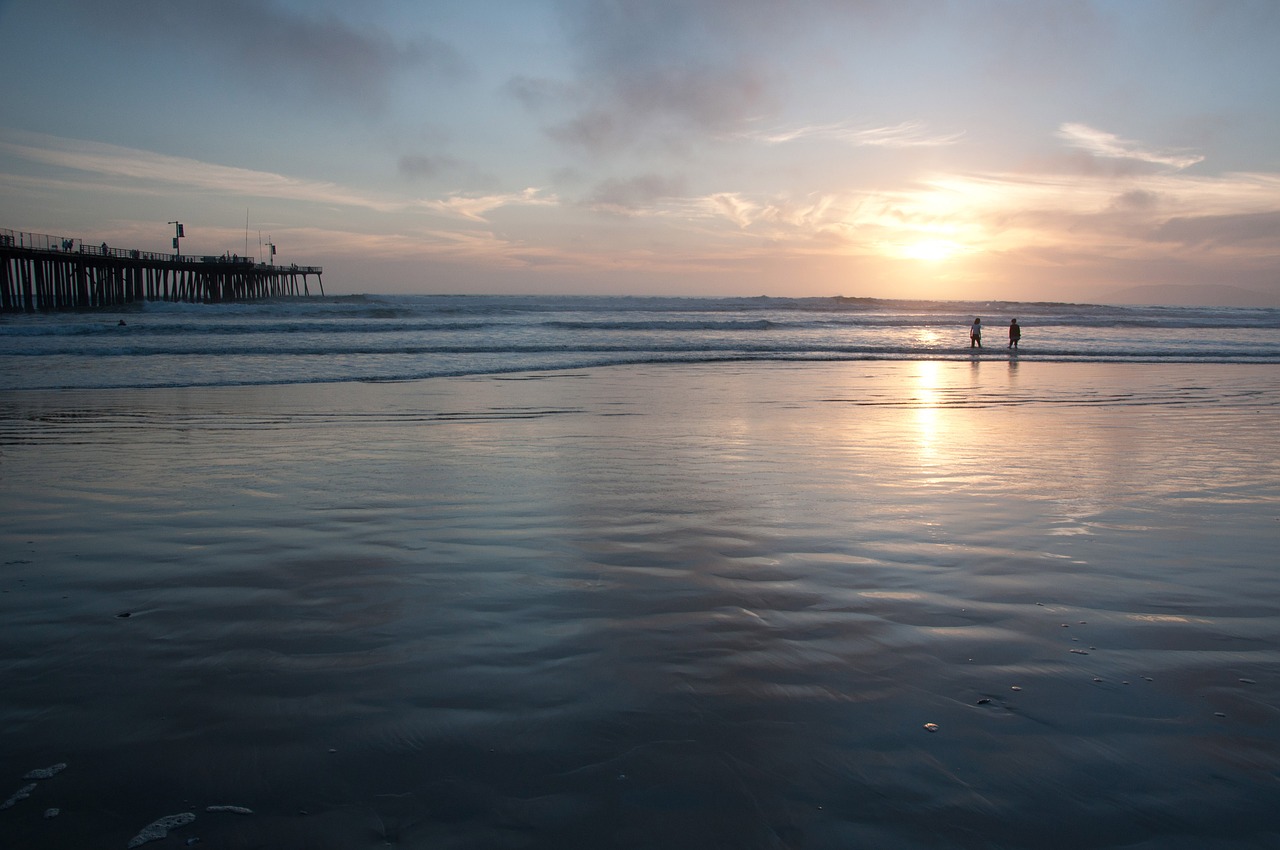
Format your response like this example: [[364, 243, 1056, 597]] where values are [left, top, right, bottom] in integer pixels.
[[537, 0, 945, 156], [542, 0, 803, 153], [550, 108, 625, 154], [1020, 152, 1165, 179], [585, 173, 687, 212], [398, 153, 497, 191], [65, 0, 464, 110], [503, 75, 575, 112], [497, 1, 930, 156], [1152, 210, 1280, 247], [398, 154, 462, 179], [1111, 189, 1162, 211]]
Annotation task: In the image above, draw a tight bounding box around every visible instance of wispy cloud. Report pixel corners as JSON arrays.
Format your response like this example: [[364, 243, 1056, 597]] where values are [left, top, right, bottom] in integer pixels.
[[1057, 123, 1204, 170], [683, 157, 1280, 266], [0, 133, 406, 212], [0, 132, 557, 223], [416, 188, 559, 222], [744, 120, 964, 148], [709, 193, 758, 228]]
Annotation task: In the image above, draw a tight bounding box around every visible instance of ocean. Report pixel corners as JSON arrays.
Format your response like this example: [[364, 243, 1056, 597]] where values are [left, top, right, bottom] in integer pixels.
[[2, 295, 1279, 848], [2, 294, 1279, 391]]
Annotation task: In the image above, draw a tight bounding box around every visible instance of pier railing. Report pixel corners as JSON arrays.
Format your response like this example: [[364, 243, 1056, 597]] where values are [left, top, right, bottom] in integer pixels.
[[1, 227, 323, 311]]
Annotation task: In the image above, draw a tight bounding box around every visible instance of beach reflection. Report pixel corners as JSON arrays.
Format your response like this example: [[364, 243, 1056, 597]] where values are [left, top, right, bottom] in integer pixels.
[[3, 363, 1280, 849]]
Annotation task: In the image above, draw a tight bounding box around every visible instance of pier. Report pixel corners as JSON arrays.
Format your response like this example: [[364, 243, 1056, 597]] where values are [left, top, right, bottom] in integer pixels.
[[1, 228, 323, 312]]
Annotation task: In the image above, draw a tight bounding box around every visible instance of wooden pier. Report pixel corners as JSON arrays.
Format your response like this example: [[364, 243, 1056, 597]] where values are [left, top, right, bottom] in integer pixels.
[[1, 228, 323, 312]]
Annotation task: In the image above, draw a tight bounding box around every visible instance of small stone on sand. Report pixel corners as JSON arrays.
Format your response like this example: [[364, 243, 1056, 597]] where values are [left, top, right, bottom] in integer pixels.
[[0, 783, 37, 810], [128, 813, 196, 848], [24, 763, 67, 780]]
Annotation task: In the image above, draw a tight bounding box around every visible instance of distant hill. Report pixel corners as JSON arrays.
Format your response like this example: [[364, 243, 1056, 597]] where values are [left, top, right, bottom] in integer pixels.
[[1101, 283, 1280, 308]]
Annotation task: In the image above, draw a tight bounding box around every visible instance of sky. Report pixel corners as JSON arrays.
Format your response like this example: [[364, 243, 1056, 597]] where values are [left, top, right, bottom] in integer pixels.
[[2, 0, 1280, 303]]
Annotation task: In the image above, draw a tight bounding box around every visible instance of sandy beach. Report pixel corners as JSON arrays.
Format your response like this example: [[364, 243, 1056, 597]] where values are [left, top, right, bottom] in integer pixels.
[[2, 361, 1279, 849]]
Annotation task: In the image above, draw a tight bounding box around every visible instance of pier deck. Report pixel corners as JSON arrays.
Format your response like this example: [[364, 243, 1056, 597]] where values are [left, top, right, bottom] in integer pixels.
[[1, 228, 323, 312]]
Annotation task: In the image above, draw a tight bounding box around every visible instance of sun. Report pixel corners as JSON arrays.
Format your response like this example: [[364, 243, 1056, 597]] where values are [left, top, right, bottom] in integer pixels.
[[901, 239, 965, 261]]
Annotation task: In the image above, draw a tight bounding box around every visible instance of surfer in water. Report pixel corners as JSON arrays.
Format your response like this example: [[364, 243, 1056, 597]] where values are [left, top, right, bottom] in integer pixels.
[[970, 317, 982, 348]]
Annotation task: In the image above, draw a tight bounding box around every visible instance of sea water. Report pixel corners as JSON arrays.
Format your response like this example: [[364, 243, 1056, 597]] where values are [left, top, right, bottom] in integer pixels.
[[2, 296, 1280, 848], [2, 294, 1279, 391]]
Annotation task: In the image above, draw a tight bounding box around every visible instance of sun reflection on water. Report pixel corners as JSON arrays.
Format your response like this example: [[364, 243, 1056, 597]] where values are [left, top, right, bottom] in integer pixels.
[[913, 361, 942, 462]]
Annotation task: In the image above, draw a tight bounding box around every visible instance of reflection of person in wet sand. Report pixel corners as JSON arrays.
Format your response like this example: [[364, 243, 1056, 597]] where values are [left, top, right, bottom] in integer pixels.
[[1009, 318, 1021, 349], [970, 317, 982, 348]]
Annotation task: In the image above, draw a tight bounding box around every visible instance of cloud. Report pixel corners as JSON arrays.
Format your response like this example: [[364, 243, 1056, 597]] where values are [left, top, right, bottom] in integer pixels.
[[584, 173, 688, 213], [62, 0, 464, 110], [416, 188, 559, 222], [0, 132, 406, 211], [546, 66, 771, 155], [397, 153, 497, 190], [0, 131, 553, 223], [544, 0, 787, 154], [549, 108, 626, 155], [1057, 123, 1205, 170], [743, 120, 963, 147], [399, 154, 463, 180], [1111, 189, 1162, 211], [670, 154, 1280, 271], [1152, 210, 1280, 248], [709, 193, 758, 228], [503, 75, 577, 111]]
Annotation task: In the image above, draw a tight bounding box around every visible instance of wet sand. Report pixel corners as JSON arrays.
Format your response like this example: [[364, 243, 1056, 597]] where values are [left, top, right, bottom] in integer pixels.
[[2, 361, 1279, 849]]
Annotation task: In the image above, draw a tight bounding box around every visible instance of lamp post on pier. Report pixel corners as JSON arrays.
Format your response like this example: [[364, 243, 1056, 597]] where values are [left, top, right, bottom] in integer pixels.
[[169, 221, 184, 258]]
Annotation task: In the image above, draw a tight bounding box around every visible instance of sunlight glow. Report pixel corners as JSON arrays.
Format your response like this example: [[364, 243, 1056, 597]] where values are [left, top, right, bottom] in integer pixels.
[[901, 239, 966, 262]]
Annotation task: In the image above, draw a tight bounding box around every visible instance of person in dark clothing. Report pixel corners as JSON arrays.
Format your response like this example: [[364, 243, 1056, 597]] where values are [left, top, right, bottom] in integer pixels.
[[1009, 318, 1021, 349]]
